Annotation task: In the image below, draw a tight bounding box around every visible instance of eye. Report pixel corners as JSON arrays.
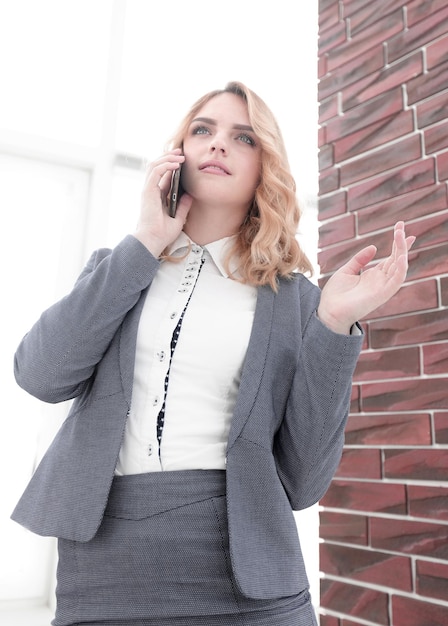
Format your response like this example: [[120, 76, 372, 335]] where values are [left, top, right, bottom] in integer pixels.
[[237, 133, 256, 147], [191, 125, 211, 136]]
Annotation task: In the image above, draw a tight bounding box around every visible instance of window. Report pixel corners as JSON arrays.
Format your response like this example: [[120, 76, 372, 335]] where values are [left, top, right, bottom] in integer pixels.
[[0, 155, 89, 615]]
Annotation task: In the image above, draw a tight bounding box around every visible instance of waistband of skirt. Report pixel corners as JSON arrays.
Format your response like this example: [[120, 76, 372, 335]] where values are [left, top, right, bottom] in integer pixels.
[[106, 469, 227, 519]]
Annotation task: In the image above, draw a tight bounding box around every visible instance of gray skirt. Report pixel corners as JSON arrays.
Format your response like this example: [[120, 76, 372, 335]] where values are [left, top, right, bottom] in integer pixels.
[[53, 470, 317, 626]]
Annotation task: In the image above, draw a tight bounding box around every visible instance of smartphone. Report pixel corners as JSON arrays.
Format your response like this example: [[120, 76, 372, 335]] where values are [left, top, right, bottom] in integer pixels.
[[169, 164, 183, 217]]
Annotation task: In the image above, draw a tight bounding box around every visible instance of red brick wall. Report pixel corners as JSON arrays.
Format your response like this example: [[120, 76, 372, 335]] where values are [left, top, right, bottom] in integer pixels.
[[317, 1, 448, 624]]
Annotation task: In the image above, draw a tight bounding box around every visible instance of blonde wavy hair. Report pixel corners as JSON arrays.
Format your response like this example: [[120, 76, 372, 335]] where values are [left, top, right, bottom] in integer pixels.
[[166, 81, 313, 291]]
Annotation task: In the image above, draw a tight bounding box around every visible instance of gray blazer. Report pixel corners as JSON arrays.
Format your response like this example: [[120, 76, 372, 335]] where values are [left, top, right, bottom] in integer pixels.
[[12, 235, 362, 600]]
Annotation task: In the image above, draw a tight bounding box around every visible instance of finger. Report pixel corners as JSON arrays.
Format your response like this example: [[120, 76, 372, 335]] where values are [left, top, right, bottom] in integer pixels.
[[159, 169, 173, 198], [406, 235, 416, 251], [383, 223, 406, 273], [384, 253, 408, 293], [144, 159, 184, 195], [144, 152, 184, 183], [172, 193, 193, 224]]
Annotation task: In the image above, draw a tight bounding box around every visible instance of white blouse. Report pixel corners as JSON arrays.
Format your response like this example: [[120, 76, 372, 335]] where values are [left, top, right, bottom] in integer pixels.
[[115, 232, 257, 474]]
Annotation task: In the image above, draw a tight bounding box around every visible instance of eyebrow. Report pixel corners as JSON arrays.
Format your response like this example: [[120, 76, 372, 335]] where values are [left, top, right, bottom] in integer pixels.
[[191, 117, 255, 133]]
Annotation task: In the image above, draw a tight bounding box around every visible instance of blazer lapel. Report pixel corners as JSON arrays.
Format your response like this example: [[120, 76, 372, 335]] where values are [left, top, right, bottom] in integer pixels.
[[227, 284, 275, 450]]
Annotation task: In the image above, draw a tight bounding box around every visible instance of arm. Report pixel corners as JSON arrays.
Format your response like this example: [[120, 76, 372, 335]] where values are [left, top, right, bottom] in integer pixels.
[[14, 235, 159, 403], [14, 150, 192, 405], [275, 221, 415, 509], [274, 304, 363, 510]]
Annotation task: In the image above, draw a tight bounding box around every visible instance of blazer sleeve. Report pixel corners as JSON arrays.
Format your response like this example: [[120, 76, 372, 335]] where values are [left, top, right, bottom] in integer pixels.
[[14, 235, 160, 404], [273, 280, 363, 510]]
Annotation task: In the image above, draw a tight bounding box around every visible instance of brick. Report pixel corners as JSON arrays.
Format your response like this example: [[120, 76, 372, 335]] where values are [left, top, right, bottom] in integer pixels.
[[384, 448, 448, 481], [321, 480, 406, 514], [405, 212, 448, 248], [361, 377, 448, 412], [342, 52, 423, 112], [347, 159, 435, 212], [326, 87, 403, 142], [340, 135, 422, 186], [319, 20, 347, 55], [320, 511, 368, 545], [416, 559, 448, 602], [320, 543, 412, 590], [417, 91, 448, 129], [357, 184, 447, 235], [442, 277, 448, 306], [434, 412, 448, 444], [425, 119, 448, 154], [319, 1, 340, 32], [342, 0, 377, 17], [336, 449, 381, 479], [319, 615, 340, 626], [326, 11, 403, 73], [408, 485, 448, 521], [319, 126, 326, 148], [319, 54, 328, 79], [427, 33, 448, 70], [320, 94, 339, 123], [365, 280, 438, 321], [319, 0, 337, 11], [319, 144, 335, 171], [407, 58, 448, 105], [320, 166, 340, 194], [392, 594, 448, 626], [319, 190, 347, 219], [406, 244, 448, 282], [407, 0, 448, 27], [371, 517, 448, 559], [387, 5, 448, 63], [423, 342, 448, 375], [354, 346, 420, 381], [334, 110, 414, 163], [437, 151, 448, 180], [370, 310, 448, 348], [319, 45, 384, 101], [320, 579, 389, 625], [345, 413, 431, 446], [319, 214, 356, 247], [346, 1, 407, 36]]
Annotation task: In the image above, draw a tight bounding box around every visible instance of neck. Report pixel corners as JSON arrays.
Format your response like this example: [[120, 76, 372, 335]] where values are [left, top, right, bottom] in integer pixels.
[[183, 202, 247, 246]]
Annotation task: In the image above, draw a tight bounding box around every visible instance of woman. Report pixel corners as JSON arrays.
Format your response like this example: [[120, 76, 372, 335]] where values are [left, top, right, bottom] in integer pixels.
[[12, 82, 414, 625]]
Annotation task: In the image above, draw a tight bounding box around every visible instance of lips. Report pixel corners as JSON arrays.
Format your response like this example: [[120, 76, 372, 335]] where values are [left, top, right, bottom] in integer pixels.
[[199, 160, 231, 175]]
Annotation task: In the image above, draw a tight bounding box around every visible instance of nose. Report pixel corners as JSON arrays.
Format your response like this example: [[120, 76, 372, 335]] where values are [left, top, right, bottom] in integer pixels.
[[209, 133, 227, 154]]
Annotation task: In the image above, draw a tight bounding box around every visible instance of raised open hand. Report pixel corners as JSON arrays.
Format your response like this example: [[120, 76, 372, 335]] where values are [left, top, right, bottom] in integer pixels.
[[317, 222, 416, 335]]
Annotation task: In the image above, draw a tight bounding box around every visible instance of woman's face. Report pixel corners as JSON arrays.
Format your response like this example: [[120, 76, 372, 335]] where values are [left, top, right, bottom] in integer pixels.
[[181, 92, 261, 214]]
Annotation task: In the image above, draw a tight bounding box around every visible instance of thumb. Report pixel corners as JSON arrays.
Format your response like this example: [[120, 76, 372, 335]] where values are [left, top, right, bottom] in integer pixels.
[[342, 245, 377, 275]]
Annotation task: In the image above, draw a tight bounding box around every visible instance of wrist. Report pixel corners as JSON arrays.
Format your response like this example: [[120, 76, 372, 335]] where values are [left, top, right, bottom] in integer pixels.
[[132, 230, 167, 258], [316, 307, 352, 335]]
